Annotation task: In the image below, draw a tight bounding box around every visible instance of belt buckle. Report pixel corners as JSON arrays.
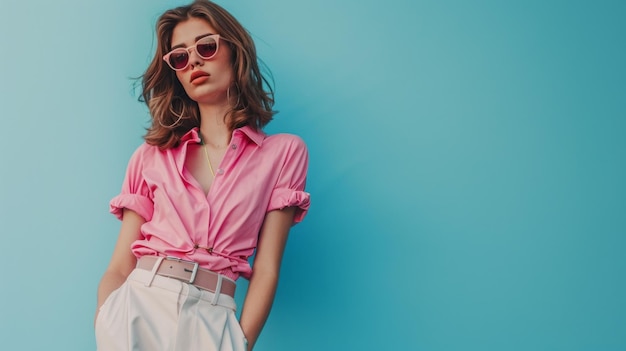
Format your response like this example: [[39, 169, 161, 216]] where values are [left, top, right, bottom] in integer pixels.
[[165, 256, 199, 284]]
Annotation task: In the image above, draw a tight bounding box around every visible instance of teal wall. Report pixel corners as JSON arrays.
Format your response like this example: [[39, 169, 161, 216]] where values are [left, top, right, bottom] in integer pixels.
[[1, 0, 624, 350]]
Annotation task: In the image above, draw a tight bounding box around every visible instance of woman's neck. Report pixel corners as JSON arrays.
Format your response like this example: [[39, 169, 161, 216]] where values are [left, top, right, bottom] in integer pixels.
[[198, 103, 232, 148]]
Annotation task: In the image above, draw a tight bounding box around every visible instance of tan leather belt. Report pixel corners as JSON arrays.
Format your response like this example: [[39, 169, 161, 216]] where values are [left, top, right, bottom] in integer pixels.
[[137, 256, 236, 298]]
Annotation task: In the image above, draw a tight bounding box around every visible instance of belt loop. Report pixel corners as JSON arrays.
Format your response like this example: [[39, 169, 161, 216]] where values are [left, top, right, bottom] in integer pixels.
[[210, 274, 223, 305], [145, 256, 165, 287]]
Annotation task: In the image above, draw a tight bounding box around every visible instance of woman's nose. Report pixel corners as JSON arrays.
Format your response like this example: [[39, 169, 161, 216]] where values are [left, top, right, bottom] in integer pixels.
[[188, 47, 203, 67]]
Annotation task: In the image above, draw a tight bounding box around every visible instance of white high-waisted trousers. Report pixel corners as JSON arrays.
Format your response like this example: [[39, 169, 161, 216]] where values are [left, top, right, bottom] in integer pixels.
[[95, 266, 247, 351]]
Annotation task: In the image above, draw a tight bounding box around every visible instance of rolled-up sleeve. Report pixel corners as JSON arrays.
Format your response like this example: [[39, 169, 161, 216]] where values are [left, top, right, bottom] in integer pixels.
[[109, 144, 154, 221], [266, 136, 310, 224]]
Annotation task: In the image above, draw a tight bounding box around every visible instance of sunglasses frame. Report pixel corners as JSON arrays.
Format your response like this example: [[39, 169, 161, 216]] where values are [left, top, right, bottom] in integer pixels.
[[163, 34, 221, 71]]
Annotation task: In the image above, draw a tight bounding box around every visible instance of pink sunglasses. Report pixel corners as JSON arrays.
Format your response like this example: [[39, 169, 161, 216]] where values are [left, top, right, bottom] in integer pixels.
[[163, 34, 221, 71]]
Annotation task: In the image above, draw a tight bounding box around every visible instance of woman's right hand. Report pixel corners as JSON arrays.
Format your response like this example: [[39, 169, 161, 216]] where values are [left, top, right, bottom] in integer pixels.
[[94, 209, 144, 328]]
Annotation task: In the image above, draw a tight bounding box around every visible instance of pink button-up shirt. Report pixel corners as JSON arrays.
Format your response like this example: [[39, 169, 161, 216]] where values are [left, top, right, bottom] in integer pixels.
[[110, 126, 310, 280]]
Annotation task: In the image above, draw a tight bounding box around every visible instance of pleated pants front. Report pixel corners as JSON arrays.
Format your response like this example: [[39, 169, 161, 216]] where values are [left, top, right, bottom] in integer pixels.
[[95, 268, 247, 351]]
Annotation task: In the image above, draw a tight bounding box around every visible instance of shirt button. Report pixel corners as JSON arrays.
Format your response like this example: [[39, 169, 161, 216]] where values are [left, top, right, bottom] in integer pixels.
[[231, 144, 237, 150], [217, 168, 224, 175]]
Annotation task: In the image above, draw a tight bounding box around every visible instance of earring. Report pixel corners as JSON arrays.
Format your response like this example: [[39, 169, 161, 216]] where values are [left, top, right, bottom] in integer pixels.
[[158, 97, 186, 128]]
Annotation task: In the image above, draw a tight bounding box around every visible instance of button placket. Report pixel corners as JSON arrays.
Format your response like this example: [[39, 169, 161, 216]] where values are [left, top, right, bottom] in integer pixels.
[[214, 137, 241, 177], [203, 135, 242, 254]]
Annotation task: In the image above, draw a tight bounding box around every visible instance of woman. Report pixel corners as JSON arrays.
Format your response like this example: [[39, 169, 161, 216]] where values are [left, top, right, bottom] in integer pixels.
[[94, 1, 310, 350]]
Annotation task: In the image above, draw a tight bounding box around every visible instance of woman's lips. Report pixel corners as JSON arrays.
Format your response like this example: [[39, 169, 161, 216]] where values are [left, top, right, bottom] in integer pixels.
[[190, 71, 210, 83]]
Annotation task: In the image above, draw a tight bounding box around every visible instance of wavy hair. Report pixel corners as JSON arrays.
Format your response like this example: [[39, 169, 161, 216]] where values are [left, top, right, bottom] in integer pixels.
[[141, 0, 275, 149]]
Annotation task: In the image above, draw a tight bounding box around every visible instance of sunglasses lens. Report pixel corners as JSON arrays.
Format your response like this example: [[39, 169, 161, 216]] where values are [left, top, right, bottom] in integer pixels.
[[169, 51, 189, 70], [196, 37, 218, 59]]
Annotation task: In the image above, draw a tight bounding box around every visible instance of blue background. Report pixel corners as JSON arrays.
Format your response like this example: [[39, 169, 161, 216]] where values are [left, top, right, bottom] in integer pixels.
[[1, 0, 624, 350]]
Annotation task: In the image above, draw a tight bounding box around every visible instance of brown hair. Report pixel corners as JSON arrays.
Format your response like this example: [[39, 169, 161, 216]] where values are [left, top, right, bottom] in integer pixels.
[[141, 0, 274, 149]]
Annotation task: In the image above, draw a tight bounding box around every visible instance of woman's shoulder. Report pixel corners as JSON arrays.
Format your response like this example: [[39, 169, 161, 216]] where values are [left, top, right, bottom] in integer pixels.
[[130, 141, 159, 157], [261, 133, 308, 167], [125, 141, 165, 166], [263, 132, 307, 151]]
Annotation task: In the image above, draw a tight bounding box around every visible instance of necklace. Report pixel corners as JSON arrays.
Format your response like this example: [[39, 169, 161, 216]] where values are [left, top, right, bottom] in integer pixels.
[[199, 136, 215, 177]]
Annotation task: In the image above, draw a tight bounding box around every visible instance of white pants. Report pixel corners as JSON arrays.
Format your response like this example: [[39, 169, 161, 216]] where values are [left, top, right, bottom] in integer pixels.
[[95, 267, 247, 351]]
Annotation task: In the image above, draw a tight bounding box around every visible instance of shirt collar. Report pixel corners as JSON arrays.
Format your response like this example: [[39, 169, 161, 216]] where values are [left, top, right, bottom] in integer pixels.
[[180, 128, 201, 144], [236, 125, 266, 146], [179, 125, 266, 146]]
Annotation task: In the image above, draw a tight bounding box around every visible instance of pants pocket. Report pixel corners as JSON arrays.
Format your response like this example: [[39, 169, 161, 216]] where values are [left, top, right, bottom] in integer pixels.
[[95, 283, 125, 328], [228, 311, 249, 350]]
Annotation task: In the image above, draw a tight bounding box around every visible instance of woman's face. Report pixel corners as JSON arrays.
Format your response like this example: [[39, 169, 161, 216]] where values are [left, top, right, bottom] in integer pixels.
[[169, 17, 234, 105]]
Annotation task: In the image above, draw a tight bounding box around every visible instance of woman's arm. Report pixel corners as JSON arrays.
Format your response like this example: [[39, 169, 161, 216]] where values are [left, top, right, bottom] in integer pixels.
[[239, 206, 297, 350], [95, 209, 145, 324]]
